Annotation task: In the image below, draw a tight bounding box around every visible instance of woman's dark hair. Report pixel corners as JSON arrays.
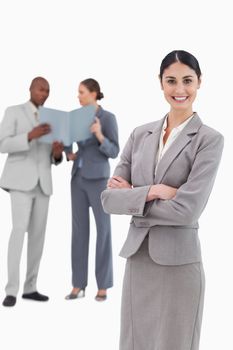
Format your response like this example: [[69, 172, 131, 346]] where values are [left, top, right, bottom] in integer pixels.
[[80, 78, 104, 100], [159, 50, 202, 80]]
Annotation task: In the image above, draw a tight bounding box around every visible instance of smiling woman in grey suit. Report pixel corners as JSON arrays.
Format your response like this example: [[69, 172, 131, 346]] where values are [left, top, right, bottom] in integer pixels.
[[101, 51, 224, 349], [65, 79, 119, 301]]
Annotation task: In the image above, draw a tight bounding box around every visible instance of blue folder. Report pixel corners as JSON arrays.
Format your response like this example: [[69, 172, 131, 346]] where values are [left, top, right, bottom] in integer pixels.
[[38, 104, 96, 146]]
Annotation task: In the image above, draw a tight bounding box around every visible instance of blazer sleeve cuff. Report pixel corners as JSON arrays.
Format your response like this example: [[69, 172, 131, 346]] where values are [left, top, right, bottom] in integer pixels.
[[101, 185, 151, 216], [98, 137, 110, 153]]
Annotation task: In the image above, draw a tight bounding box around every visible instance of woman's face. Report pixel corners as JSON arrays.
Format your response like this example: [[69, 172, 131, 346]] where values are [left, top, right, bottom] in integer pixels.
[[78, 84, 97, 106], [160, 61, 201, 112]]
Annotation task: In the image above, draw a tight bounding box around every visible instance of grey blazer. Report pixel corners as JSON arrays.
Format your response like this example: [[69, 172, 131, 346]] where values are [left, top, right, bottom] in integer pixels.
[[101, 112, 224, 265], [65, 105, 119, 179]]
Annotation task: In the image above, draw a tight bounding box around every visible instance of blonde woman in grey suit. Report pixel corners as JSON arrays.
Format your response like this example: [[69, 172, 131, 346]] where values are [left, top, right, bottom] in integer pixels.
[[101, 50, 224, 350]]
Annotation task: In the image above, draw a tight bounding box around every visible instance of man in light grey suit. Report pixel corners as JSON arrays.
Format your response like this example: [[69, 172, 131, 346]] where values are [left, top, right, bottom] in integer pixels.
[[0, 77, 63, 307]]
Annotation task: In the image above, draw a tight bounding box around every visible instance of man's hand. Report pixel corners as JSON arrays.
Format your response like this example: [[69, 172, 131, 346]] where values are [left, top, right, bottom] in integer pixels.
[[67, 152, 77, 161], [52, 141, 64, 160], [90, 117, 104, 143], [107, 176, 132, 189], [146, 184, 177, 202], [28, 123, 51, 141]]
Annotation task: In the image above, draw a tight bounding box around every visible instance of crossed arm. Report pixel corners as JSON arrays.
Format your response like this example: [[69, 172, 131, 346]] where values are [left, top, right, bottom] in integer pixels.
[[101, 128, 224, 227]]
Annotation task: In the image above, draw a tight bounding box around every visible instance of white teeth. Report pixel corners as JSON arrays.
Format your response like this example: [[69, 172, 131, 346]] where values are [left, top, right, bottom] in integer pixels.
[[174, 96, 187, 101]]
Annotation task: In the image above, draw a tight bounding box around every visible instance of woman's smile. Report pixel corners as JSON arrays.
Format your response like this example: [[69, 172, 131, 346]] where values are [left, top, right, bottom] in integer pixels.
[[172, 96, 189, 103]]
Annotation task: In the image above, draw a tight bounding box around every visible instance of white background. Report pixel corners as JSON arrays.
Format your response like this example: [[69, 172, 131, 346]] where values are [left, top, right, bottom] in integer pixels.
[[0, 1, 232, 349]]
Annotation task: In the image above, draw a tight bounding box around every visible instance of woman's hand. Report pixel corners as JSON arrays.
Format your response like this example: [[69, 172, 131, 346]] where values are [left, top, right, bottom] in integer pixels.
[[146, 184, 177, 202], [107, 176, 132, 189], [67, 152, 77, 161], [90, 117, 105, 143]]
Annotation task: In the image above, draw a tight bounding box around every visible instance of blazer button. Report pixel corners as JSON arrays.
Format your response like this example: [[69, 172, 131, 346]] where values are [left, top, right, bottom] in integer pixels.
[[129, 208, 139, 213]]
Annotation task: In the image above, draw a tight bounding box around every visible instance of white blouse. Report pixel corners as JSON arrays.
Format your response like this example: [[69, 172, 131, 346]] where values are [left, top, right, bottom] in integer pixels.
[[154, 113, 195, 176]]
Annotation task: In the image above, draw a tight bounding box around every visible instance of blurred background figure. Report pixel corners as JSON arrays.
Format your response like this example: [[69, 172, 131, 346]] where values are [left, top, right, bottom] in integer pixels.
[[0, 77, 63, 307], [65, 78, 119, 301]]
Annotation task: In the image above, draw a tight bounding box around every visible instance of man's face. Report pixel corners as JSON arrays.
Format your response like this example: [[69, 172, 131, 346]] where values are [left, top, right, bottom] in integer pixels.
[[30, 79, 50, 107]]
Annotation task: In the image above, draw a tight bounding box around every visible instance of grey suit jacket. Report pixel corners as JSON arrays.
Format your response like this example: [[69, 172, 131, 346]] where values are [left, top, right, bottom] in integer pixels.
[[0, 102, 62, 195], [65, 105, 119, 179], [101, 112, 224, 265]]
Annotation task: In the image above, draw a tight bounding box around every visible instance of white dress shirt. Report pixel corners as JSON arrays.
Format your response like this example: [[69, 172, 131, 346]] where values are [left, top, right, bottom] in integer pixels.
[[154, 113, 195, 175], [29, 100, 39, 123]]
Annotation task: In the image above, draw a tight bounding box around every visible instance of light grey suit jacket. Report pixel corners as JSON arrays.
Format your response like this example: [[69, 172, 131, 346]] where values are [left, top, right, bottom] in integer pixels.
[[0, 102, 62, 195], [101, 112, 224, 265]]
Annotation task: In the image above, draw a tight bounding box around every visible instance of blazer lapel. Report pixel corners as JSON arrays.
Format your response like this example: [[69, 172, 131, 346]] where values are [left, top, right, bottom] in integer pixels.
[[154, 112, 203, 184], [22, 102, 38, 128], [140, 116, 166, 185], [96, 105, 104, 118]]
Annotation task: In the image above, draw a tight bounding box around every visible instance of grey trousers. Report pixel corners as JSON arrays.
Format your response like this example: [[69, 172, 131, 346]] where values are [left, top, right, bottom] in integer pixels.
[[119, 235, 205, 350], [71, 169, 113, 289], [6, 183, 50, 296]]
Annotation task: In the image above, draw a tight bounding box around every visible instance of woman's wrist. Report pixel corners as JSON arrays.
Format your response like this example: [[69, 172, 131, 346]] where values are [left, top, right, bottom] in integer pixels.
[[96, 132, 105, 143]]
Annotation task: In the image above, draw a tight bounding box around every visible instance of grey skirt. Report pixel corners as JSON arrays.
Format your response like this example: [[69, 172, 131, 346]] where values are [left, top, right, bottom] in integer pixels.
[[119, 235, 205, 350]]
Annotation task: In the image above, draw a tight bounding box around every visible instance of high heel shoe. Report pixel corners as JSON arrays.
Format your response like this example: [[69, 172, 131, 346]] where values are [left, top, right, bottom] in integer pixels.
[[95, 292, 107, 302], [65, 288, 85, 300]]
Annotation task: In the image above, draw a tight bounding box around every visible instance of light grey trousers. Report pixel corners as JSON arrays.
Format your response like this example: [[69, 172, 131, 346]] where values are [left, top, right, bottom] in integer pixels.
[[119, 235, 205, 350], [5, 183, 50, 296], [71, 169, 113, 290]]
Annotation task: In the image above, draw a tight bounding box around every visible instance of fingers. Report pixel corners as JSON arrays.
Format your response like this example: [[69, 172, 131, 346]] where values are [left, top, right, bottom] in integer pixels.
[[53, 145, 64, 153], [107, 176, 131, 189], [107, 178, 119, 188], [109, 177, 122, 186], [39, 124, 51, 135], [40, 123, 51, 128], [40, 123, 51, 130], [90, 117, 101, 134], [112, 175, 124, 182], [67, 152, 77, 161], [53, 141, 64, 149]]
